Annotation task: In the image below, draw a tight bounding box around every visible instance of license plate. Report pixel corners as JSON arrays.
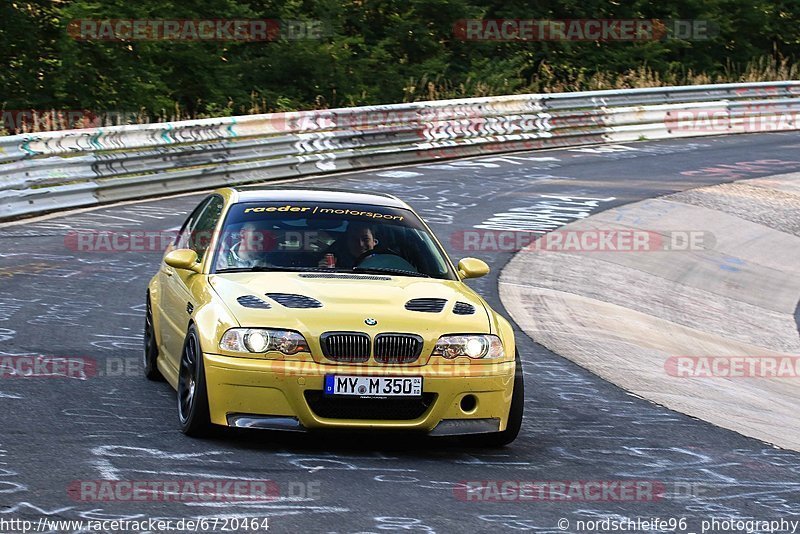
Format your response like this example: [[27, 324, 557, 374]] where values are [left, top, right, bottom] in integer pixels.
[[324, 375, 422, 397]]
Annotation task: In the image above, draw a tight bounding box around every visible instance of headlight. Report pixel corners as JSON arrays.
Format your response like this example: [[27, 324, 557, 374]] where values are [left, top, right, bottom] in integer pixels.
[[219, 328, 309, 355], [431, 334, 504, 359]]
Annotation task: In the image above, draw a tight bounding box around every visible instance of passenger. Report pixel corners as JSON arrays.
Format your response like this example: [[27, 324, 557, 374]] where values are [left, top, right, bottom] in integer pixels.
[[319, 223, 377, 269]]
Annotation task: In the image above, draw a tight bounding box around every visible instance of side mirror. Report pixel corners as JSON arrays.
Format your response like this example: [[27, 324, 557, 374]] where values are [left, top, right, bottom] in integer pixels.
[[457, 257, 490, 279], [164, 249, 202, 273]]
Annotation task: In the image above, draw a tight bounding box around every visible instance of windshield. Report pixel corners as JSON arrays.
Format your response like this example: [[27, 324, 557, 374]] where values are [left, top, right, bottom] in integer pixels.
[[210, 201, 457, 280]]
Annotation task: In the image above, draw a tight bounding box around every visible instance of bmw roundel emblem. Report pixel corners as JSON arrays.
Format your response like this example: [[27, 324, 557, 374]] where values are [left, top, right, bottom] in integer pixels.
[[365, 318, 378, 326]]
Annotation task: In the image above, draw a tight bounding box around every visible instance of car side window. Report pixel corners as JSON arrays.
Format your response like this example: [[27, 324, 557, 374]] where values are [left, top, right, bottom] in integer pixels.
[[175, 195, 225, 261], [189, 196, 225, 261], [175, 197, 213, 251]]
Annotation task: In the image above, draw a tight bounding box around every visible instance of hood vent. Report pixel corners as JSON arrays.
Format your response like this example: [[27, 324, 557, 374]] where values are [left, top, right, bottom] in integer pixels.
[[237, 295, 272, 309], [453, 302, 476, 315], [266, 293, 323, 309], [298, 273, 391, 281], [405, 298, 447, 313]]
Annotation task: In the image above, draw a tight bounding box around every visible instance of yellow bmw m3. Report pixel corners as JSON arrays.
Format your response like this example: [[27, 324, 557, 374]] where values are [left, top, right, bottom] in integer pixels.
[[145, 187, 523, 445]]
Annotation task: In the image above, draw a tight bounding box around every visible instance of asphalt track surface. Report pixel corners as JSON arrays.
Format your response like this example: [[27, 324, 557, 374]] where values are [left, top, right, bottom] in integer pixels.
[[1, 133, 799, 534]]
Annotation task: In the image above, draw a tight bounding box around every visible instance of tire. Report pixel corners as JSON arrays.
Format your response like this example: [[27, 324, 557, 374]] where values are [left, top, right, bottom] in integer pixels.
[[467, 350, 524, 447], [177, 324, 213, 437], [143, 296, 164, 381]]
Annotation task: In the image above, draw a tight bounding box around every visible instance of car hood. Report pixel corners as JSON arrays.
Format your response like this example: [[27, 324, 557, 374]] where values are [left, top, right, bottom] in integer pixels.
[[208, 272, 492, 364]]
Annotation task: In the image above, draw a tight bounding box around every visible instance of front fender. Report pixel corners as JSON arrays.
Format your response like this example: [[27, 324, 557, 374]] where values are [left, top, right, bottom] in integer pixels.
[[189, 277, 241, 356], [147, 273, 162, 341], [487, 306, 516, 363]]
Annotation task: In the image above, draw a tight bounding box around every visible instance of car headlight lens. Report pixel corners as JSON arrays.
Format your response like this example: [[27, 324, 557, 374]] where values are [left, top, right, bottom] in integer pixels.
[[432, 334, 504, 359], [220, 328, 309, 355], [244, 330, 269, 353]]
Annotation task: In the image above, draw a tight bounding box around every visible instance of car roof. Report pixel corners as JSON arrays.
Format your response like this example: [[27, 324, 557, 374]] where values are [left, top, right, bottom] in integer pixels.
[[226, 186, 410, 209]]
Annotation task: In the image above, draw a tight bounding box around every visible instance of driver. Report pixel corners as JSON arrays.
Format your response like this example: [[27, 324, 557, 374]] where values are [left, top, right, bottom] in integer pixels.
[[319, 222, 377, 269], [218, 222, 267, 269]]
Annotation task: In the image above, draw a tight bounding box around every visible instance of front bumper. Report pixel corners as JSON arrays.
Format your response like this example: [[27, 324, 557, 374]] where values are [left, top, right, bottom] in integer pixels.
[[203, 354, 516, 434]]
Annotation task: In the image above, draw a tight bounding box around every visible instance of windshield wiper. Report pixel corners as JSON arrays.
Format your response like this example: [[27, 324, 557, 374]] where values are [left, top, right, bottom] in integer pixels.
[[215, 266, 351, 274], [352, 266, 430, 278], [216, 265, 431, 277]]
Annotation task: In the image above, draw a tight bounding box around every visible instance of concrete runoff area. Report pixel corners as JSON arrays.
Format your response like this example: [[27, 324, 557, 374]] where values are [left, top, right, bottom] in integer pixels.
[[500, 172, 800, 451]]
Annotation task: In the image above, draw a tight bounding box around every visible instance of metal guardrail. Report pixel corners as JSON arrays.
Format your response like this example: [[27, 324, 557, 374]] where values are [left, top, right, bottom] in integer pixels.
[[1, 81, 798, 221]]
